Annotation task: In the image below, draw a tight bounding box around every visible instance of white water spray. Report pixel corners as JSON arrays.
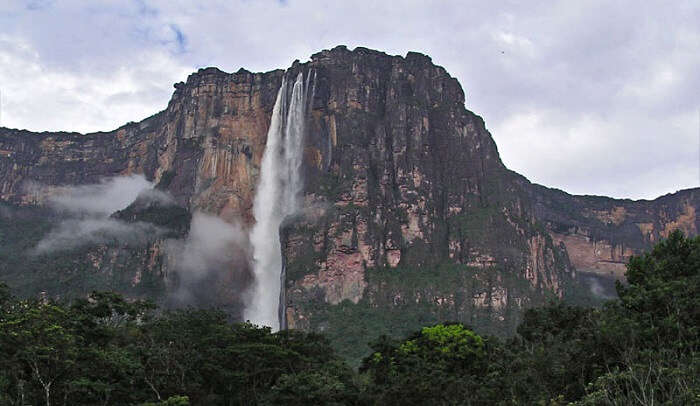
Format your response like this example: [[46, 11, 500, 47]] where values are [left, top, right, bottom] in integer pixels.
[[245, 71, 313, 330]]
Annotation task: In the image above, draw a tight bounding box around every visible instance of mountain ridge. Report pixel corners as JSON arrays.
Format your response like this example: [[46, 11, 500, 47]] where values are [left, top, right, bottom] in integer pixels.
[[0, 44, 690, 202], [0, 45, 697, 360]]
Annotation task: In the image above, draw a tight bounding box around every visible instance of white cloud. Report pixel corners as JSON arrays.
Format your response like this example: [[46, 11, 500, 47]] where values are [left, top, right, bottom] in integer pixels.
[[492, 108, 698, 199], [170, 212, 248, 279], [166, 212, 250, 306], [32, 175, 174, 254], [33, 217, 161, 254], [0, 0, 697, 199], [49, 175, 153, 215]]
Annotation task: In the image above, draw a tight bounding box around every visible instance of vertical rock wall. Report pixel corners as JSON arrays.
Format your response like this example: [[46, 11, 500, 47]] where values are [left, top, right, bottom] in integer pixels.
[[0, 47, 697, 353]]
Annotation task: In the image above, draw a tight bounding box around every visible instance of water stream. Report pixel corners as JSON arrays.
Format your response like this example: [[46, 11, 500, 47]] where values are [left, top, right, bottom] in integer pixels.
[[245, 71, 313, 330]]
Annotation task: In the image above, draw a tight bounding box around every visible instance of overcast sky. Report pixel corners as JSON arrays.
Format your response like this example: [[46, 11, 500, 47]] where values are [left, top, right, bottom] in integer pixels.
[[0, 1, 697, 200]]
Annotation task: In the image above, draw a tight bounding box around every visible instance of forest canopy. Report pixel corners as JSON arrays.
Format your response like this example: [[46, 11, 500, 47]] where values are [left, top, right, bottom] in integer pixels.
[[0, 230, 697, 405]]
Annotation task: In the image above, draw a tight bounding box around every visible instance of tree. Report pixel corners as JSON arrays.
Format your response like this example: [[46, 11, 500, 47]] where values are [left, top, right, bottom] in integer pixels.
[[0, 300, 79, 406], [362, 323, 488, 405], [577, 230, 700, 405], [261, 361, 364, 405]]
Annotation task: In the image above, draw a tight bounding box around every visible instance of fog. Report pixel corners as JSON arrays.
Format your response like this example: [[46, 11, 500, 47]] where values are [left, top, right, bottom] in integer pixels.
[[33, 175, 168, 254], [166, 212, 252, 316], [34, 218, 160, 254], [48, 175, 154, 216]]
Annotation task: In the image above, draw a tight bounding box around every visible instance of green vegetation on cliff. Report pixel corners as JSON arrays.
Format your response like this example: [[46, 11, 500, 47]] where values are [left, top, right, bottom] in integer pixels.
[[361, 230, 699, 404], [309, 264, 535, 366], [0, 231, 698, 405], [0, 202, 179, 301]]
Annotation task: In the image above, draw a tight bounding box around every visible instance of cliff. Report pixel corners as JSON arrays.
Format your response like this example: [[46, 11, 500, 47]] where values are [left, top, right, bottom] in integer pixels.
[[0, 46, 696, 360]]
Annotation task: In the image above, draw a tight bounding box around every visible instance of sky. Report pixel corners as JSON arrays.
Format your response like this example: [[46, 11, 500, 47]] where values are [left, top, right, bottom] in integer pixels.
[[0, 0, 697, 200]]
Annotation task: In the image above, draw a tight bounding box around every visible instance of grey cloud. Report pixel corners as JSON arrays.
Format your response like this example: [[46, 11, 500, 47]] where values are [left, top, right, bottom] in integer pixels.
[[33, 218, 162, 254], [166, 212, 251, 309], [1, 1, 697, 198], [49, 175, 153, 215], [169, 212, 248, 279], [136, 187, 176, 207], [579, 273, 617, 301], [33, 175, 173, 254], [25, 0, 53, 11]]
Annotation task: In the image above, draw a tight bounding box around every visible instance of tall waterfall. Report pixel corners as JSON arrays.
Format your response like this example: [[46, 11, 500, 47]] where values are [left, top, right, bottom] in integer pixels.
[[245, 71, 314, 330]]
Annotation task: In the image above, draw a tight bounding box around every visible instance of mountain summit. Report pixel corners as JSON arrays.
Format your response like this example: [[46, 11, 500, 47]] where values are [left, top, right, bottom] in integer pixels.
[[0, 46, 697, 359]]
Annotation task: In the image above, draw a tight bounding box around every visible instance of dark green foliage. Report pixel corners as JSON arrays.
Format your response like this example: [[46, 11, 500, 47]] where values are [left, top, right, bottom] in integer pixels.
[[0, 201, 184, 301], [0, 289, 360, 406], [311, 297, 439, 367], [113, 200, 191, 237], [140, 395, 191, 406], [616, 229, 699, 352], [0, 231, 697, 405], [575, 230, 700, 404], [360, 231, 699, 404], [260, 361, 364, 405], [310, 264, 538, 367], [360, 323, 489, 405]]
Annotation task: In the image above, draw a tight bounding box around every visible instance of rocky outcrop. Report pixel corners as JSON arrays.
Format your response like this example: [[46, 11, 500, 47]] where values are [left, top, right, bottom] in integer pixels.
[[0, 67, 284, 223], [0, 67, 284, 314], [277, 47, 576, 337], [0, 46, 697, 355], [523, 182, 699, 278]]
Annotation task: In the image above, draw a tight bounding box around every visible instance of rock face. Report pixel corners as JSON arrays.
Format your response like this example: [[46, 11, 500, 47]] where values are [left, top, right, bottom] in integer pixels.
[[0, 67, 284, 316], [525, 184, 699, 278], [280, 48, 573, 342], [0, 67, 283, 222], [0, 46, 697, 358]]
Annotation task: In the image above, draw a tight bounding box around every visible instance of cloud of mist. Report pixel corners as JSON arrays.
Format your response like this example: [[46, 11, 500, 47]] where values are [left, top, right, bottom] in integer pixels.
[[33, 174, 172, 254], [34, 218, 161, 254], [48, 175, 154, 215], [27, 175, 250, 314], [166, 212, 251, 312], [171, 212, 248, 277], [588, 277, 606, 297], [581, 273, 617, 300]]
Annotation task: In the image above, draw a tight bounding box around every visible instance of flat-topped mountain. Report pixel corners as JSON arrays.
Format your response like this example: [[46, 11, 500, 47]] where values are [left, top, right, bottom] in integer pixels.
[[0, 46, 696, 360]]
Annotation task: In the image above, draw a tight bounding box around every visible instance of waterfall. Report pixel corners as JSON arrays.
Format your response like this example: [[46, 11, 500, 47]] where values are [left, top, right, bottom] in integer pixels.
[[245, 71, 313, 330]]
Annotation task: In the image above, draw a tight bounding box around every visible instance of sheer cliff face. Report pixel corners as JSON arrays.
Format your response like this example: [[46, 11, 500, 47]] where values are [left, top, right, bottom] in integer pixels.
[[525, 185, 699, 278], [0, 46, 697, 340], [0, 67, 283, 223], [0, 67, 284, 314], [281, 47, 574, 332]]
